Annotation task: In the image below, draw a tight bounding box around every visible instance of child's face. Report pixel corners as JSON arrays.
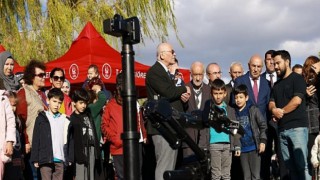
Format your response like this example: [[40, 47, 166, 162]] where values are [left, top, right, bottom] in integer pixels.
[[212, 89, 226, 105], [73, 100, 88, 114], [235, 93, 248, 109], [48, 97, 63, 114], [9, 97, 17, 112], [61, 81, 70, 95], [87, 68, 98, 80]]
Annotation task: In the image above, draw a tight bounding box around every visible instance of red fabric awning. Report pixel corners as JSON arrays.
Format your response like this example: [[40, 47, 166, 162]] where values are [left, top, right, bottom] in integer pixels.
[[13, 22, 190, 96]]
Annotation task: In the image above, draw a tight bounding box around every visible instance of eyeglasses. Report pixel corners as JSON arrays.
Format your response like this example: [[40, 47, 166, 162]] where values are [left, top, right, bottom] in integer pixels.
[[231, 71, 243, 74], [34, 73, 46, 79], [207, 71, 222, 76], [192, 73, 204, 77], [52, 76, 65, 81], [161, 49, 175, 55]]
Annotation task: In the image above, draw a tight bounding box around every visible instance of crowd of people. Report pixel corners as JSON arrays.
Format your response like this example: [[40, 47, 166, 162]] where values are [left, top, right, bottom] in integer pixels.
[[0, 43, 320, 180]]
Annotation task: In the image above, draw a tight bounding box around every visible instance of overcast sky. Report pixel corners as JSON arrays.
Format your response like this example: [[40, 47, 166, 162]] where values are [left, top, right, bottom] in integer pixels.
[[134, 0, 320, 82]]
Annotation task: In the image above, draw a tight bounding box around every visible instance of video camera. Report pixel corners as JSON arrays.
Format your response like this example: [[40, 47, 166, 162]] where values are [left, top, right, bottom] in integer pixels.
[[143, 98, 244, 179], [207, 103, 244, 136], [143, 99, 210, 180], [103, 14, 140, 44]]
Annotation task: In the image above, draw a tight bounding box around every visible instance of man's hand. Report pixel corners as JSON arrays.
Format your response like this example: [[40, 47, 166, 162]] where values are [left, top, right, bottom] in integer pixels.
[[234, 150, 241, 157], [5, 141, 13, 156], [25, 143, 31, 154], [181, 93, 190, 102], [271, 108, 284, 119], [34, 162, 39, 168], [306, 85, 316, 97], [259, 143, 266, 154], [181, 86, 191, 102]]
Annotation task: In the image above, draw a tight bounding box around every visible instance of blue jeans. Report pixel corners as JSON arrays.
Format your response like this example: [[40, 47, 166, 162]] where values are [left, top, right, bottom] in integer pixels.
[[279, 127, 311, 180]]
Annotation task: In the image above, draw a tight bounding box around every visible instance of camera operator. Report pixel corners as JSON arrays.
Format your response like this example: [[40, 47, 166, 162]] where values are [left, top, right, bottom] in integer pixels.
[[183, 61, 211, 161], [145, 43, 191, 180]]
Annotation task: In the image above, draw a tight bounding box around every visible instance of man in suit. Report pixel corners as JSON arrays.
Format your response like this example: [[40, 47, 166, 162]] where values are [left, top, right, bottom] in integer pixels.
[[226, 62, 244, 105], [234, 55, 270, 179], [146, 43, 191, 180], [234, 55, 270, 119], [183, 61, 211, 160], [206, 63, 222, 85], [261, 50, 277, 88], [227, 62, 244, 89]]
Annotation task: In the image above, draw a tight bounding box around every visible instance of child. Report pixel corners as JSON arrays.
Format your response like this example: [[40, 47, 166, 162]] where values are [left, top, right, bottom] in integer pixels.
[[203, 79, 241, 180], [69, 89, 101, 180], [3, 91, 23, 180], [233, 84, 267, 180], [30, 88, 70, 180], [311, 133, 320, 178], [0, 89, 15, 179]]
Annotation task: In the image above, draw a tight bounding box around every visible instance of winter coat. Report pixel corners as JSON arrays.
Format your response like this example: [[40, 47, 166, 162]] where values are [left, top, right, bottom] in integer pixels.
[[0, 90, 16, 163], [30, 111, 70, 165]]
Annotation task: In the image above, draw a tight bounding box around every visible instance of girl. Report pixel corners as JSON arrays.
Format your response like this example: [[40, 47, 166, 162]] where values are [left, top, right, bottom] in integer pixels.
[[0, 90, 16, 179], [3, 91, 24, 180]]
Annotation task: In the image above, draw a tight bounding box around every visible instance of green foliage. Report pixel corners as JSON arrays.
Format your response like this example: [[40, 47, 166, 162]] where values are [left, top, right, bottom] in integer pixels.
[[0, 0, 178, 65]]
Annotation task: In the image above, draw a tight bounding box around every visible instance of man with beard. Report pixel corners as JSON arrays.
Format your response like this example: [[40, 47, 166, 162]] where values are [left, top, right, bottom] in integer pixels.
[[269, 50, 310, 180], [183, 61, 211, 160]]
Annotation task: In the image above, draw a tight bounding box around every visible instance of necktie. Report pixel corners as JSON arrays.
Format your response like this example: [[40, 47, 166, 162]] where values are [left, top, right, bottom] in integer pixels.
[[195, 90, 201, 109], [269, 74, 274, 87], [167, 71, 174, 80], [253, 79, 258, 103]]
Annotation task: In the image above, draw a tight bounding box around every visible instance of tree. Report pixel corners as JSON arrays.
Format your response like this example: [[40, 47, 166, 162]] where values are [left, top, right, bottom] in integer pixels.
[[0, 0, 178, 65]]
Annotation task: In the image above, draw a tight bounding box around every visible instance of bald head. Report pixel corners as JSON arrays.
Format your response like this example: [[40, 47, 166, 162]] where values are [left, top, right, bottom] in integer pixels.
[[191, 61, 205, 87], [248, 55, 263, 79], [191, 61, 204, 72], [156, 43, 176, 67]]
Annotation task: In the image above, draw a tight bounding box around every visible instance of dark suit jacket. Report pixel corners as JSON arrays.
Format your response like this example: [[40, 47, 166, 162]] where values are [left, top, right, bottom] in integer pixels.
[[182, 82, 211, 156], [234, 72, 270, 119], [225, 81, 233, 106], [146, 61, 187, 135]]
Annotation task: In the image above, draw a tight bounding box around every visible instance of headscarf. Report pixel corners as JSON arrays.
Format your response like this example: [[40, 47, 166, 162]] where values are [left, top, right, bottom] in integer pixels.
[[0, 51, 20, 91], [64, 79, 71, 88]]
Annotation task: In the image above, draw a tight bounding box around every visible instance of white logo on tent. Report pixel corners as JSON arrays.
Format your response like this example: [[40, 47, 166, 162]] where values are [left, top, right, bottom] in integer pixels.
[[102, 63, 112, 79], [69, 64, 79, 80]]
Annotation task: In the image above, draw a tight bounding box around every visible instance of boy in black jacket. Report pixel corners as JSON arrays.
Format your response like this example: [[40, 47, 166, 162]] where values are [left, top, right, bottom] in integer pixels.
[[31, 88, 70, 180], [68, 89, 101, 180]]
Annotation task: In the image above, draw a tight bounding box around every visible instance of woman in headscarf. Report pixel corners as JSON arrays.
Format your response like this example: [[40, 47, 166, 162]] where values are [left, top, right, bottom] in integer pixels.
[[0, 51, 19, 91]]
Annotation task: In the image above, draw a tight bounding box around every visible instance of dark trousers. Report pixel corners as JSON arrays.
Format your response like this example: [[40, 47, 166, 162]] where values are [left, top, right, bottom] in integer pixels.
[[240, 150, 261, 180], [113, 155, 124, 180], [261, 123, 278, 179], [23, 153, 41, 180]]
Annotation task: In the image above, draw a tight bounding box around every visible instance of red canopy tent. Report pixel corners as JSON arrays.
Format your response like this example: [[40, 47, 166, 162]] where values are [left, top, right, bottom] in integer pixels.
[[13, 22, 190, 96]]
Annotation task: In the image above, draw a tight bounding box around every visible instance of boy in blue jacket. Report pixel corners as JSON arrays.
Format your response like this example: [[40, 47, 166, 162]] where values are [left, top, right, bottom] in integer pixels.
[[234, 84, 267, 180]]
